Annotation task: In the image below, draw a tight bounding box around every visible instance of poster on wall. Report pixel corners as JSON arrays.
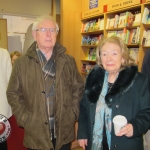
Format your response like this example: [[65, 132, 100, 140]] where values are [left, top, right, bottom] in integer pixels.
[[89, 0, 98, 9]]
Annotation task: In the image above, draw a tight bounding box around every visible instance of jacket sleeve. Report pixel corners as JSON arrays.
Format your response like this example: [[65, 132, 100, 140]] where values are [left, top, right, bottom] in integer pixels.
[[71, 57, 84, 120], [6, 51, 12, 85], [129, 76, 150, 137], [6, 59, 29, 127], [77, 93, 89, 139]]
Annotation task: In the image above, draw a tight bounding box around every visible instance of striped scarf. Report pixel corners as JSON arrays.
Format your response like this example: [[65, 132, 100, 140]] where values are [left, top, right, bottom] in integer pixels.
[[36, 48, 56, 140]]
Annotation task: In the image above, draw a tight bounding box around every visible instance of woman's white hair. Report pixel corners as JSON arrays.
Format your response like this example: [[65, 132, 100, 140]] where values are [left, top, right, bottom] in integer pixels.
[[32, 15, 59, 33]]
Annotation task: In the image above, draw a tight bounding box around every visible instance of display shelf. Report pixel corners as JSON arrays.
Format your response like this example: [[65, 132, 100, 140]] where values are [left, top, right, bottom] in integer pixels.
[[80, 2, 150, 76]]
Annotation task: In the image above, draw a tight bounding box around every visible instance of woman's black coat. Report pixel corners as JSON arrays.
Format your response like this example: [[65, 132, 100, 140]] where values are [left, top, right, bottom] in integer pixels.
[[77, 65, 150, 150]]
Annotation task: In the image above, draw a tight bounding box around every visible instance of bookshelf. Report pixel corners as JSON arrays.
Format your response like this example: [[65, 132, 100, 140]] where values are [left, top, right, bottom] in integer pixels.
[[80, 0, 150, 77], [80, 7, 104, 77], [141, 2, 150, 62]]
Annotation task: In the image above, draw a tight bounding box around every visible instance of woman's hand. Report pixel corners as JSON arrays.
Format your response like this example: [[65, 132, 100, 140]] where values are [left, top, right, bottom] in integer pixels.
[[116, 123, 133, 137], [78, 139, 88, 150]]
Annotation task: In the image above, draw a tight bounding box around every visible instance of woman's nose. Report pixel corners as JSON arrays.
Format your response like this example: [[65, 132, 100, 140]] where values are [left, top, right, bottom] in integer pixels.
[[107, 54, 112, 61]]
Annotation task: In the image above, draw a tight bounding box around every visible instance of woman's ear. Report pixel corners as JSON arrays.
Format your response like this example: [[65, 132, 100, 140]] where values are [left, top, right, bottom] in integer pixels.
[[121, 58, 125, 64]]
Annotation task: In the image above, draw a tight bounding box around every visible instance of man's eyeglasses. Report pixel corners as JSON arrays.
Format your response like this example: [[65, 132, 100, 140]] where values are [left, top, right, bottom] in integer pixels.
[[36, 28, 58, 34]]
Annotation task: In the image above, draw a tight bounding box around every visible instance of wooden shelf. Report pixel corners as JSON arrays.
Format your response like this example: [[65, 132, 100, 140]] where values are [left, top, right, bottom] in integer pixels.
[[81, 45, 97, 47], [81, 30, 103, 35], [81, 59, 96, 62]]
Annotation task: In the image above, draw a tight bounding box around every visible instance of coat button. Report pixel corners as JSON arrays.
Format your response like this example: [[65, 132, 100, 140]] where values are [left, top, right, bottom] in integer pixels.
[[42, 91, 45, 94], [116, 105, 119, 108], [36, 60, 39, 63], [92, 121, 95, 125], [45, 122, 48, 125], [114, 145, 118, 148]]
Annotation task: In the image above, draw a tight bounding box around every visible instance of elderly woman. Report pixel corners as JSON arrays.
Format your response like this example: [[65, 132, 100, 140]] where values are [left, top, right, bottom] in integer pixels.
[[77, 36, 150, 150]]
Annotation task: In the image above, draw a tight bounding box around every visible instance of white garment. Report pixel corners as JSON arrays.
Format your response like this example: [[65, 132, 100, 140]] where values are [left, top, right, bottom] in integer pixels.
[[0, 48, 12, 118], [144, 130, 150, 150]]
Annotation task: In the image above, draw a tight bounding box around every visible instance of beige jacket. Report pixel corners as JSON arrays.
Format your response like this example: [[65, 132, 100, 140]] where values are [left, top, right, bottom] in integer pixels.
[[0, 48, 12, 118]]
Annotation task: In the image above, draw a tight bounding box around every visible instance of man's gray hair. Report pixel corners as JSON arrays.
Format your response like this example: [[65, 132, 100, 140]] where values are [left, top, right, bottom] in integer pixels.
[[32, 15, 59, 33]]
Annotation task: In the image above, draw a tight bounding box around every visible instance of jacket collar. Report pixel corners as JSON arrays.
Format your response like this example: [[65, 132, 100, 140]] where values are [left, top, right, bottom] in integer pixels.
[[25, 41, 66, 60], [85, 65, 138, 107]]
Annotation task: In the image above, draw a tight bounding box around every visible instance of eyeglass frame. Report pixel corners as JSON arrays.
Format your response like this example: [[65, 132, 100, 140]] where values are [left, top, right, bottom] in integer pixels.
[[35, 27, 59, 34]]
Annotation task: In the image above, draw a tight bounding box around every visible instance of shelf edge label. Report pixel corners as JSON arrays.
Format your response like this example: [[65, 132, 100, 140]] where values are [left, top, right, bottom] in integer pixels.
[[81, 7, 103, 19], [107, 0, 141, 12]]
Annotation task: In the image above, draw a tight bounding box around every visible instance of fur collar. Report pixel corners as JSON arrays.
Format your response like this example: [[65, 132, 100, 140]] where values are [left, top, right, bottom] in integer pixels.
[[85, 65, 138, 107]]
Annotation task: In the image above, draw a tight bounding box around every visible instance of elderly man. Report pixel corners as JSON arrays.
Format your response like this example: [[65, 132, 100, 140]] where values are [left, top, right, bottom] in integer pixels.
[[7, 15, 84, 150]]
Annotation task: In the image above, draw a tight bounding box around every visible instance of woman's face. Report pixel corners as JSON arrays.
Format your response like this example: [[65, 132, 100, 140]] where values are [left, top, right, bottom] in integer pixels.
[[11, 55, 18, 65], [100, 42, 124, 74]]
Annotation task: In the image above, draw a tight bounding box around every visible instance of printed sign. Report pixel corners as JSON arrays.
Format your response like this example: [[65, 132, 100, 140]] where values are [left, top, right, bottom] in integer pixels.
[[82, 7, 103, 19], [107, 0, 140, 12], [0, 114, 11, 143], [89, 0, 98, 9]]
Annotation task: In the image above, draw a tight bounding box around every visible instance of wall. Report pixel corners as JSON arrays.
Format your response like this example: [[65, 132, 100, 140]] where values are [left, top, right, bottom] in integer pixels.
[[60, 0, 82, 72], [60, 1, 82, 148], [0, 0, 52, 16]]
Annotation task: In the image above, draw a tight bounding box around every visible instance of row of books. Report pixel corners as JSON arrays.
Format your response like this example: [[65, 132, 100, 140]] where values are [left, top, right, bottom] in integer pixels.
[[106, 11, 141, 29], [81, 34, 103, 46], [107, 27, 140, 45], [81, 7, 150, 33], [81, 64, 95, 73], [85, 48, 96, 61], [81, 18, 104, 33]]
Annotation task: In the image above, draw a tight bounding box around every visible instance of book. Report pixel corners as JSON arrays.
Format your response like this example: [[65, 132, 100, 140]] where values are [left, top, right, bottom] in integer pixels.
[[81, 36, 91, 45], [91, 36, 99, 45], [108, 18, 115, 29], [86, 64, 94, 73], [144, 30, 150, 46], [88, 20, 96, 32], [116, 28, 127, 43], [83, 22, 90, 32], [142, 30, 147, 46], [107, 31, 117, 37], [136, 27, 140, 44], [128, 29, 137, 44], [97, 18, 101, 30], [126, 12, 134, 27], [125, 29, 130, 44], [142, 7, 149, 24], [132, 12, 141, 26], [81, 23, 85, 33], [81, 64, 87, 73], [88, 48, 96, 60], [147, 13, 150, 24], [118, 12, 129, 28], [128, 48, 139, 64], [100, 18, 104, 30], [106, 18, 110, 29], [114, 14, 120, 28]]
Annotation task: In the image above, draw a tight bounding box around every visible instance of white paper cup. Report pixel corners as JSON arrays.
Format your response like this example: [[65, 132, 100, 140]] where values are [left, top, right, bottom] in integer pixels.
[[113, 115, 127, 135]]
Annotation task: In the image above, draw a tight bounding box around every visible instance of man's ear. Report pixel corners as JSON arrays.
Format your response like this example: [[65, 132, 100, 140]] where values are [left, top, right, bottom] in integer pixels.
[[32, 31, 36, 41]]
